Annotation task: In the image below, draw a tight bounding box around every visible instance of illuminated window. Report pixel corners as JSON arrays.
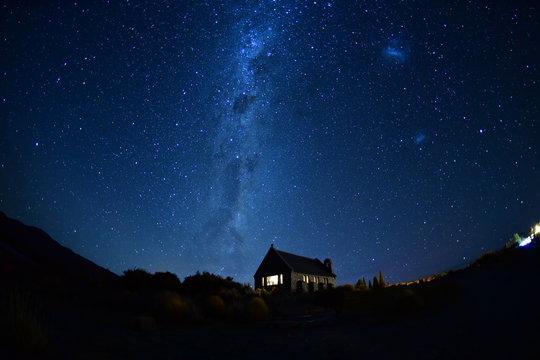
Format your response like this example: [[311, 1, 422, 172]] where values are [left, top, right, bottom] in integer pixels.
[[302, 275, 308, 282], [265, 274, 283, 286]]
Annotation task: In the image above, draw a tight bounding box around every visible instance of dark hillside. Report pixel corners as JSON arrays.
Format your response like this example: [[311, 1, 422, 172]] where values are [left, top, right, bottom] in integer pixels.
[[0, 212, 116, 284]]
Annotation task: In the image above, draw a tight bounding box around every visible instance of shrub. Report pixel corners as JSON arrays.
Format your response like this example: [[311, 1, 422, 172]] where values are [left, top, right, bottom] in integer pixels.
[[204, 295, 226, 319], [151, 272, 182, 292], [0, 288, 47, 353], [337, 284, 355, 292], [153, 291, 191, 323], [121, 268, 153, 292], [269, 285, 286, 296], [221, 287, 243, 301], [182, 272, 244, 296], [257, 287, 272, 298], [246, 297, 268, 321]]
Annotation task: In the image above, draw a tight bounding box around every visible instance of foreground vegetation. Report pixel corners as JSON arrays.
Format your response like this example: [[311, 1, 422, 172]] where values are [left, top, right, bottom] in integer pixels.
[[2, 222, 538, 357], [114, 269, 269, 327]]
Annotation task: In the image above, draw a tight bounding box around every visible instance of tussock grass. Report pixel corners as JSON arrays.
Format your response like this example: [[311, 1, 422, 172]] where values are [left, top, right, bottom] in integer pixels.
[[0, 288, 48, 353]]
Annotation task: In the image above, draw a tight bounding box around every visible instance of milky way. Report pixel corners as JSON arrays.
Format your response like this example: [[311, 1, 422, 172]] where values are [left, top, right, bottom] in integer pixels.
[[195, 4, 280, 274], [1, 1, 539, 284]]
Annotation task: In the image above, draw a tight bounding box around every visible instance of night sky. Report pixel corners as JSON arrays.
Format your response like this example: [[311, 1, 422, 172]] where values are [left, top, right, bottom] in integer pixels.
[[1, 1, 539, 285]]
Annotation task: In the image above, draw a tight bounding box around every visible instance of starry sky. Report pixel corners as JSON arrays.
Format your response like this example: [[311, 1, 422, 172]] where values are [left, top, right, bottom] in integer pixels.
[[1, 1, 539, 285]]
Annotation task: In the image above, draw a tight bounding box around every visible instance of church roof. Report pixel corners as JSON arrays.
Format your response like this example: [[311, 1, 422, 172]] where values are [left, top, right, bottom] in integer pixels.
[[273, 247, 336, 277]]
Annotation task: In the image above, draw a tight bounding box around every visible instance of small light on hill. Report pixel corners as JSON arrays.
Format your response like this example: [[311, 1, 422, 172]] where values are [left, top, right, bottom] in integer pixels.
[[518, 222, 540, 247]]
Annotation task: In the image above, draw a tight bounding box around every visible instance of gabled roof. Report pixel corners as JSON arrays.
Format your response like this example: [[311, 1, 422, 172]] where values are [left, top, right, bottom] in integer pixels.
[[254, 245, 336, 277], [274, 248, 335, 277]]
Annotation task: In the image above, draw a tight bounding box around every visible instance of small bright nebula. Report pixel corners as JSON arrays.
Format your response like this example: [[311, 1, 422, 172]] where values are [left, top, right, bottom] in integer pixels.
[[383, 39, 409, 63], [415, 132, 426, 144]]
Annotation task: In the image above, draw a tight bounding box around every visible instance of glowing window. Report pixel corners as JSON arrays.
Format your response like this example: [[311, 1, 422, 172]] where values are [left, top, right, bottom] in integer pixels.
[[265, 274, 282, 286]]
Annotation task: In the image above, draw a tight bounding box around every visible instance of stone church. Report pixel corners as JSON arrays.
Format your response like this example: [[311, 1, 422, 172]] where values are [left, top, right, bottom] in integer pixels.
[[254, 245, 336, 292]]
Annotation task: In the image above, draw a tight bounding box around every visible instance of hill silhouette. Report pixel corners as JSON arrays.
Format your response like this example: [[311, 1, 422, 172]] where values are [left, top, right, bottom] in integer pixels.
[[0, 212, 116, 284]]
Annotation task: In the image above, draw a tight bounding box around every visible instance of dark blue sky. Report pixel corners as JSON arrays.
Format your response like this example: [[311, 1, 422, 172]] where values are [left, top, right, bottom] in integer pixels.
[[1, 1, 539, 285]]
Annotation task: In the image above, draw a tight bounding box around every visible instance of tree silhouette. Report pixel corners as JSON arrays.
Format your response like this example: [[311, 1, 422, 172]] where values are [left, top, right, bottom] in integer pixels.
[[355, 277, 368, 291], [378, 271, 385, 288], [372, 276, 379, 289]]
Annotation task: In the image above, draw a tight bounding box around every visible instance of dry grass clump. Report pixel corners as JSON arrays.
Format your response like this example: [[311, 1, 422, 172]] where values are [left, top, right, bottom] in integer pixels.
[[246, 297, 269, 321], [205, 295, 226, 318], [0, 288, 48, 353], [153, 290, 192, 323]]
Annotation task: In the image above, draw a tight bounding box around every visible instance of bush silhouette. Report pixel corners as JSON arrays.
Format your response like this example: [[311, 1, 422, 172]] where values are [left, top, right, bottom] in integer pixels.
[[120, 269, 183, 295], [153, 291, 191, 323], [151, 271, 182, 292], [204, 295, 226, 318], [182, 271, 243, 296], [338, 284, 355, 292], [121, 268, 153, 292], [246, 297, 268, 321]]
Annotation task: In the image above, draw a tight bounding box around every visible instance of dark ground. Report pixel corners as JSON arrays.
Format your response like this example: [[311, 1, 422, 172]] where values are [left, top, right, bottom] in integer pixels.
[[4, 246, 540, 360]]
